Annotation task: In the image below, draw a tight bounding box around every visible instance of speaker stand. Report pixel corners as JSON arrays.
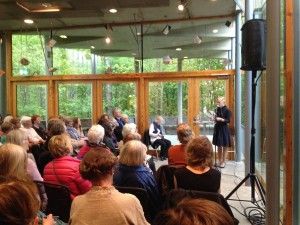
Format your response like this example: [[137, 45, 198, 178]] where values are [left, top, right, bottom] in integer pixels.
[[226, 70, 266, 205]]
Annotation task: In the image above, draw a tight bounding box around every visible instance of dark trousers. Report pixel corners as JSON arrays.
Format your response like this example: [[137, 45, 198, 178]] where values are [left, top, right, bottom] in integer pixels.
[[152, 138, 171, 158]]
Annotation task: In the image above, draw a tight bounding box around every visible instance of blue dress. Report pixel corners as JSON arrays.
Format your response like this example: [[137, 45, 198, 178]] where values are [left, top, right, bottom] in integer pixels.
[[113, 163, 162, 221], [212, 105, 232, 147]]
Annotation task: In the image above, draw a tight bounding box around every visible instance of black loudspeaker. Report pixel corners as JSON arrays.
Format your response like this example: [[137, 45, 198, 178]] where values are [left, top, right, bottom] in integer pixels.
[[241, 19, 266, 71]]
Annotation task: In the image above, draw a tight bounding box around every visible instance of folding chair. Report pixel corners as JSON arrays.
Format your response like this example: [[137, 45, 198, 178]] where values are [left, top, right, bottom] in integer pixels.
[[34, 181, 72, 223]]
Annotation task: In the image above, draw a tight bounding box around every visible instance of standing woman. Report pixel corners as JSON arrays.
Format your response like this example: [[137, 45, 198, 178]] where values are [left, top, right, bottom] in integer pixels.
[[212, 96, 232, 168]]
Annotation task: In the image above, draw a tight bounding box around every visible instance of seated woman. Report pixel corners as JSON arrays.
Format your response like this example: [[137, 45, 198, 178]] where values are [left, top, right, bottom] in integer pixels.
[[118, 123, 137, 149], [63, 116, 86, 154], [174, 136, 221, 193], [73, 117, 86, 139], [43, 134, 92, 199], [102, 121, 119, 156], [5, 130, 48, 210], [77, 124, 110, 159], [152, 198, 234, 225], [0, 122, 14, 143], [38, 119, 66, 176], [168, 123, 194, 167], [113, 140, 162, 221], [0, 177, 56, 225], [0, 144, 58, 225], [149, 116, 171, 161], [31, 115, 47, 141], [70, 148, 150, 225]]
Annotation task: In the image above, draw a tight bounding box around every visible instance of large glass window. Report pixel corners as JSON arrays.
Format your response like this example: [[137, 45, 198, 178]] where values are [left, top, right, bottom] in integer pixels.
[[16, 84, 47, 119], [102, 82, 136, 122], [148, 81, 188, 140], [12, 34, 46, 76], [58, 83, 92, 127], [198, 80, 226, 136]]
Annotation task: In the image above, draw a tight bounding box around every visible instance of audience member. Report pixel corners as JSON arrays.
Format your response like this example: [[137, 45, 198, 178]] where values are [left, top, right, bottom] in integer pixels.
[[10, 118, 21, 129], [0, 122, 14, 143], [102, 121, 119, 156], [149, 116, 171, 161], [113, 140, 162, 221], [4, 135, 47, 210], [0, 176, 55, 225], [118, 123, 137, 149], [43, 134, 92, 199], [168, 123, 194, 167], [123, 132, 142, 144], [20, 116, 45, 145], [31, 115, 47, 140], [77, 124, 110, 159], [98, 114, 109, 126], [174, 136, 221, 193], [20, 116, 45, 162], [2, 115, 13, 123], [113, 108, 124, 142], [73, 117, 85, 138], [63, 116, 86, 154], [152, 198, 234, 225], [69, 148, 150, 225], [39, 119, 67, 176], [121, 113, 129, 124]]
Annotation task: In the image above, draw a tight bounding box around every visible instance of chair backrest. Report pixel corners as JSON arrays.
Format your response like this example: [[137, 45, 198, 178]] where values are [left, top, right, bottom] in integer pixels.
[[34, 181, 72, 223], [155, 165, 181, 199], [164, 188, 239, 225], [115, 186, 150, 222], [143, 129, 151, 147]]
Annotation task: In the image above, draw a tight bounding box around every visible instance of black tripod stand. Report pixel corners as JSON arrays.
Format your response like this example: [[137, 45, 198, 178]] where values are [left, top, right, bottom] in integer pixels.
[[225, 70, 266, 205]]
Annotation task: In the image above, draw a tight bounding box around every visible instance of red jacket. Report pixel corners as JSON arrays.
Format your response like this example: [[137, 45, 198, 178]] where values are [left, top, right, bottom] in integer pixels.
[[43, 156, 92, 199]]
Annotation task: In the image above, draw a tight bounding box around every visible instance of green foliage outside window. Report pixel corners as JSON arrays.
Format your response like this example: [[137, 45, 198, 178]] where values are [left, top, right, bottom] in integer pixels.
[[17, 85, 47, 119]]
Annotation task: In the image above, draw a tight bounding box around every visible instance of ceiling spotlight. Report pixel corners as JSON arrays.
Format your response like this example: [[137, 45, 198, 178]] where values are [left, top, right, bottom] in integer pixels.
[[24, 19, 34, 24], [212, 29, 219, 33], [178, 4, 185, 11], [48, 39, 56, 47], [193, 35, 202, 44], [162, 25, 171, 35], [105, 37, 111, 44], [91, 46, 95, 49], [163, 55, 172, 64], [176, 48, 182, 51], [59, 34, 67, 39], [137, 32, 141, 36], [225, 20, 232, 27], [109, 8, 117, 13]]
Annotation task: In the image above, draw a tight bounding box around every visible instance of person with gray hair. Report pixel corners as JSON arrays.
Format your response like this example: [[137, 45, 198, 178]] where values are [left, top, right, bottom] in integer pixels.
[[118, 123, 137, 149], [149, 116, 171, 161], [77, 125, 110, 159]]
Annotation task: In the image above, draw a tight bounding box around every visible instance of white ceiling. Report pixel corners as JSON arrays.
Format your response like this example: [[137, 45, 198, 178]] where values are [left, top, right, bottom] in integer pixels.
[[0, 0, 239, 59]]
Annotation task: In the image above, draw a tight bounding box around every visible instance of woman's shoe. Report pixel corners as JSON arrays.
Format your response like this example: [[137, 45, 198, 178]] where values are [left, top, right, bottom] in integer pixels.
[[219, 162, 226, 168]]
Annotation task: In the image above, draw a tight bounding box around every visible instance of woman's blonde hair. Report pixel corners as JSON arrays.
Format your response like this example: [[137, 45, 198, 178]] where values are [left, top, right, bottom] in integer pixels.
[[186, 136, 213, 169], [48, 134, 73, 158], [119, 140, 147, 166], [6, 129, 27, 148], [0, 143, 28, 179]]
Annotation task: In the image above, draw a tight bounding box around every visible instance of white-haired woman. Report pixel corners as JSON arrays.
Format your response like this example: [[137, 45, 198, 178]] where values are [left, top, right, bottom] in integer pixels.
[[118, 123, 137, 149], [77, 125, 110, 159], [149, 116, 171, 161]]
